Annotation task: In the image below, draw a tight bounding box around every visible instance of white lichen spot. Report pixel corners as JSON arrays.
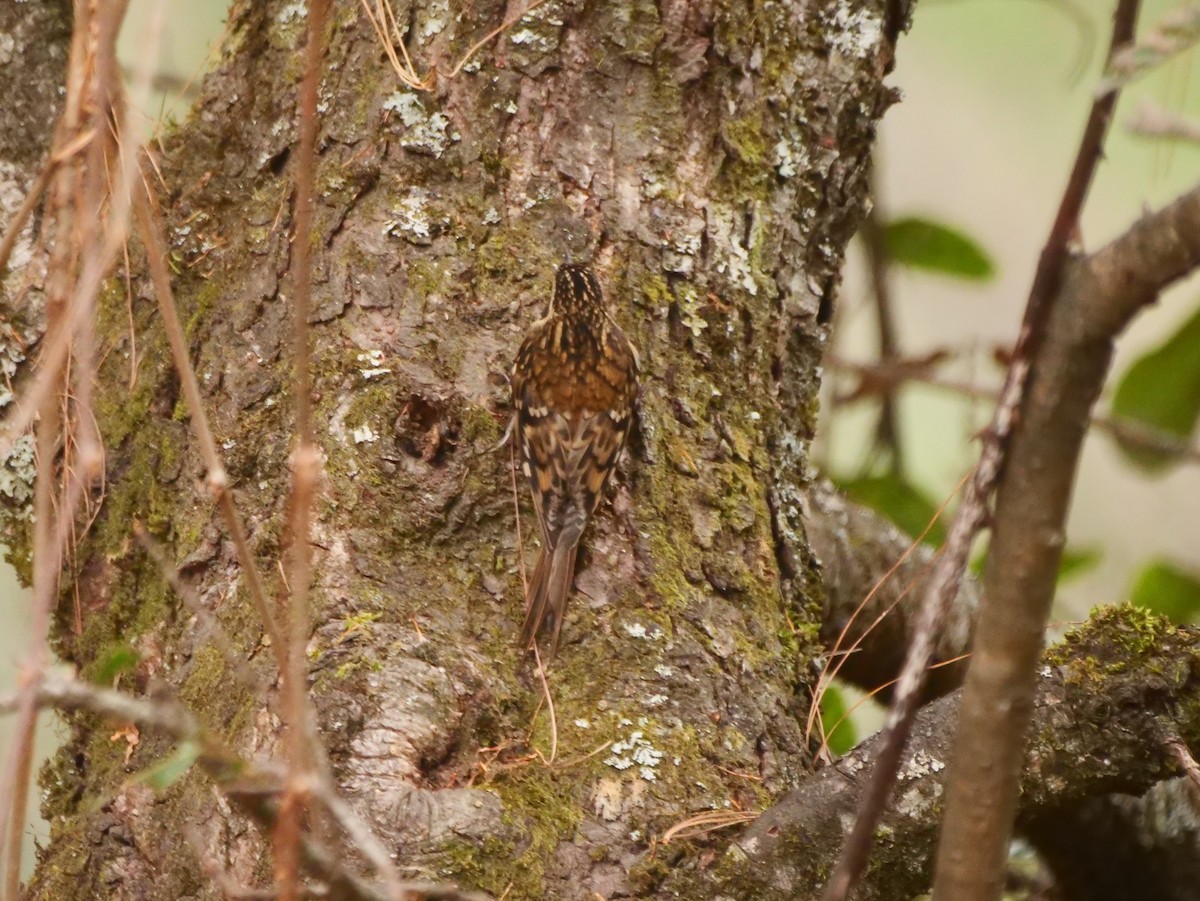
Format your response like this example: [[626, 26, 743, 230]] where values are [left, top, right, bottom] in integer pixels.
[[507, 1, 563, 53], [419, 0, 449, 37], [629, 829, 641, 841], [278, 1, 305, 23], [827, 3, 883, 60], [674, 233, 702, 256], [482, 207, 501, 225], [897, 782, 941, 818], [383, 191, 435, 244], [775, 139, 797, 177], [509, 28, 541, 46], [624, 622, 663, 641], [677, 285, 709, 338], [0, 336, 26, 412], [654, 664, 674, 678], [504, 99, 518, 115], [605, 728, 664, 781], [711, 206, 758, 296], [1, 164, 38, 277], [643, 694, 668, 708], [774, 137, 809, 178], [356, 350, 391, 379], [0, 434, 36, 514], [351, 425, 377, 445], [574, 718, 591, 729], [383, 92, 457, 157], [721, 242, 757, 296], [898, 750, 946, 782], [641, 174, 666, 200]]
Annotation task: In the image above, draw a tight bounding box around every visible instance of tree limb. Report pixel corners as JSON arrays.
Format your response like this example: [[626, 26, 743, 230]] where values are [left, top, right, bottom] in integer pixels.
[[936, 177, 1200, 900], [666, 605, 1200, 901]]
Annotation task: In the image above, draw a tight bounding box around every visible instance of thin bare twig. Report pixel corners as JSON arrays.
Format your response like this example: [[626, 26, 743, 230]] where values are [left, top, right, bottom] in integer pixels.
[[0, 2, 160, 887], [361, 0, 551, 89], [829, 354, 1200, 463], [931, 4, 1150, 896], [661, 809, 759, 845], [804, 475, 963, 739], [275, 1, 330, 894], [131, 176, 287, 660], [531, 643, 558, 764], [0, 674, 486, 901], [133, 523, 257, 688], [859, 172, 905, 473], [0, 160, 55, 279], [823, 3, 1143, 898]]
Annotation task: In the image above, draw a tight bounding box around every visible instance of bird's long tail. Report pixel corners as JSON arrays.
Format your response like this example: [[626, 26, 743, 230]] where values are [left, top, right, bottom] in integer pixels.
[[519, 540, 578, 661]]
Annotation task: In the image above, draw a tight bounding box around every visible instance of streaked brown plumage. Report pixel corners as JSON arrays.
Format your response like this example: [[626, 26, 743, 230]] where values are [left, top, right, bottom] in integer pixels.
[[511, 263, 639, 659]]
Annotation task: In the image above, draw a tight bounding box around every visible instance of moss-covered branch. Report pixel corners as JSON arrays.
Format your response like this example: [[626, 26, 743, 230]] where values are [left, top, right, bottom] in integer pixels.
[[663, 605, 1200, 900]]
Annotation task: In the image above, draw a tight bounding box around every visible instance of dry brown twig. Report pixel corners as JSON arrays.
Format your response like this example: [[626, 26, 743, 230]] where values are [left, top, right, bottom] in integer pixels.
[[829, 354, 1200, 464], [132, 178, 288, 660], [0, 2, 163, 891], [1128, 99, 1200, 144], [0, 3, 440, 898], [804, 473, 966, 744], [824, 2, 1144, 897], [0, 674, 485, 901], [275, 1, 330, 896], [661, 809, 759, 845], [359, 0, 552, 90]]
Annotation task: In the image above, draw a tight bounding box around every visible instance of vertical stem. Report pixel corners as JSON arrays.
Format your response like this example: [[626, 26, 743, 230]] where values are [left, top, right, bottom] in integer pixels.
[[0, 2, 93, 886], [275, 0, 329, 897], [931, 2, 1142, 898], [860, 187, 904, 474], [824, 4, 1141, 898]]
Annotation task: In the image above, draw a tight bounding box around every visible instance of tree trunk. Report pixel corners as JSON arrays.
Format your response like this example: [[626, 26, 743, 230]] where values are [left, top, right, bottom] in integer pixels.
[[13, 0, 902, 897]]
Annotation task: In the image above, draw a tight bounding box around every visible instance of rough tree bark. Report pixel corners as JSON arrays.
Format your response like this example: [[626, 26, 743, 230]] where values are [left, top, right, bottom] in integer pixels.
[[3, 0, 903, 898]]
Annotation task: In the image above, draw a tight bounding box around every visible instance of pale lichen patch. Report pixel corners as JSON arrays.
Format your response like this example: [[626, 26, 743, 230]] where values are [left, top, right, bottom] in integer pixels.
[[604, 728, 665, 782], [0, 434, 35, 514], [897, 749, 946, 782], [826, 2, 884, 60], [383, 92, 459, 158]]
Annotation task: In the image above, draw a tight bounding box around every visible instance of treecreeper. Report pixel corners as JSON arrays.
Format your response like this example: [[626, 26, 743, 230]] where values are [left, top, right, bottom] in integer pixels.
[[510, 263, 640, 659]]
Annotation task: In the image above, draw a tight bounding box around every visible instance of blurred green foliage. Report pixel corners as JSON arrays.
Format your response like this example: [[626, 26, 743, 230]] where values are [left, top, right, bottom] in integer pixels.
[[1129, 558, 1200, 622], [884, 216, 996, 281], [1111, 303, 1200, 471]]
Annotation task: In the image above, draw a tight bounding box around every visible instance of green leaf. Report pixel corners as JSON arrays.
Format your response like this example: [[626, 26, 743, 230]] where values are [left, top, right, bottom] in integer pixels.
[[884, 216, 995, 281], [132, 742, 202, 792], [839, 473, 947, 546], [93, 643, 139, 685], [818, 684, 857, 757], [1129, 560, 1200, 623], [1058, 547, 1102, 585], [1111, 303, 1200, 472]]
